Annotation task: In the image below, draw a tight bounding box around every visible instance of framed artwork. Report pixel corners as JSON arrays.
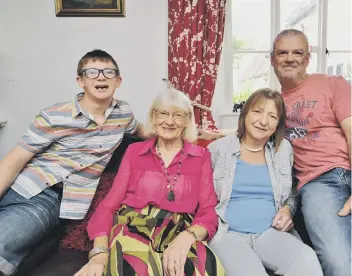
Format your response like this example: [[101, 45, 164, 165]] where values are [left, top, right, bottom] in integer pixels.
[[55, 0, 125, 17]]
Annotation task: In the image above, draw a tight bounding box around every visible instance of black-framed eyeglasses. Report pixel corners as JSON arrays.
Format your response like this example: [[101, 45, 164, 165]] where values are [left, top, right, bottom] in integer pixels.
[[80, 68, 119, 79]]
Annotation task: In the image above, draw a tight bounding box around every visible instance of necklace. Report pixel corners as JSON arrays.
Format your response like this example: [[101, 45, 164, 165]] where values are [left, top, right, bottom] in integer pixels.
[[156, 142, 185, 202], [240, 141, 264, 152]]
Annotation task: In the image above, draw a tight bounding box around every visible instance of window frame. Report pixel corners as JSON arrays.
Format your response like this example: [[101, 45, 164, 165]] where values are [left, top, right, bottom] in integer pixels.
[[230, 0, 351, 91]]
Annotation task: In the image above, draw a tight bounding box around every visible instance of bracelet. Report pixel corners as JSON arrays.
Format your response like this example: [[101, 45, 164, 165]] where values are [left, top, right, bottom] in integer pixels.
[[88, 246, 109, 260], [185, 228, 198, 241]]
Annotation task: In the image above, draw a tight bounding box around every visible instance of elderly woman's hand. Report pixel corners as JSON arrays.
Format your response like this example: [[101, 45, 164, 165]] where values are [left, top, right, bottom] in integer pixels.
[[272, 205, 294, 232], [74, 253, 108, 276], [163, 231, 196, 276]]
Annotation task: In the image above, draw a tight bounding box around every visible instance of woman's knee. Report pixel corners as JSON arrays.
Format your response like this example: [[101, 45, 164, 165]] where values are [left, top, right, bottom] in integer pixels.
[[298, 245, 318, 262], [295, 245, 323, 273], [210, 245, 268, 276]]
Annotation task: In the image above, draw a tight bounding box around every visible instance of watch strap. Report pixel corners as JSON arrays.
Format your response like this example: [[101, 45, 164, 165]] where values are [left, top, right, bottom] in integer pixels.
[[185, 228, 198, 241], [88, 245, 109, 260]]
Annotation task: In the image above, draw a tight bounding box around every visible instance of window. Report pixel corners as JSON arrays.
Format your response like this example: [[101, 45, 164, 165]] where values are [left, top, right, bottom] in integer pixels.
[[230, 0, 351, 103], [280, 0, 318, 75], [336, 63, 343, 76], [326, 0, 351, 82], [231, 0, 271, 103]]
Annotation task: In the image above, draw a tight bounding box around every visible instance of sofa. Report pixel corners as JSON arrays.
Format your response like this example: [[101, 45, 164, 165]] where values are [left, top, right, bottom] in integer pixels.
[[13, 134, 312, 276]]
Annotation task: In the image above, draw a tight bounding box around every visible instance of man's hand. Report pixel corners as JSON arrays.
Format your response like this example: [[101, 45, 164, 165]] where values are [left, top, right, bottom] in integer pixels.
[[338, 196, 351, 216], [272, 205, 294, 232], [198, 129, 223, 140]]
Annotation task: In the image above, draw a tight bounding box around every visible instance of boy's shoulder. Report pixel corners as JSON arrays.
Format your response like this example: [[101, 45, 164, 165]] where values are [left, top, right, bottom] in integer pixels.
[[116, 99, 132, 109], [41, 100, 73, 117], [113, 99, 135, 115]]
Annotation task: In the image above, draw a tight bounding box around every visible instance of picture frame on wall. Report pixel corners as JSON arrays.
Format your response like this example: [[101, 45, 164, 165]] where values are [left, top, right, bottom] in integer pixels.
[[55, 0, 125, 17]]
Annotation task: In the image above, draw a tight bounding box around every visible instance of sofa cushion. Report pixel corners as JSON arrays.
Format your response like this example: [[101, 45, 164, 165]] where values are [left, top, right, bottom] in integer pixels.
[[28, 249, 87, 276]]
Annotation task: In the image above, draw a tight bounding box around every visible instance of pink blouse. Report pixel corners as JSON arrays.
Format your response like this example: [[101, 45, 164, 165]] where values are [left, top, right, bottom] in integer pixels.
[[87, 138, 218, 240]]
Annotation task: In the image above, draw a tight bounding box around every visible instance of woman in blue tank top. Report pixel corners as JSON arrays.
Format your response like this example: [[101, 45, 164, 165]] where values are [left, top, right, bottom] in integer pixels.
[[207, 88, 323, 276]]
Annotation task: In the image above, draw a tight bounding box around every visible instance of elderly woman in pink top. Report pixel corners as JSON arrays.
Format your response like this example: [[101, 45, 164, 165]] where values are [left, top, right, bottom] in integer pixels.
[[75, 89, 224, 276]]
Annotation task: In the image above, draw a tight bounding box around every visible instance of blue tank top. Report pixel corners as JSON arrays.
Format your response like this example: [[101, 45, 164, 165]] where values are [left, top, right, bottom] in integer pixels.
[[225, 159, 276, 234]]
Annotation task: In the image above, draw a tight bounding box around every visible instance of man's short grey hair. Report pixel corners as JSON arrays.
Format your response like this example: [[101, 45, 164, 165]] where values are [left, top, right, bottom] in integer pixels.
[[271, 29, 310, 55], [146, 88, 198, 142]]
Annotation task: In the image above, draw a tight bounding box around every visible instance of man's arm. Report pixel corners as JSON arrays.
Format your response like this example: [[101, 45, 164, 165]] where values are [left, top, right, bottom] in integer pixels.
[[338, 116, 351, 216], [133, 122, 155, 140], [198, 128, 235, 140], [0, 108, 58, 198], [331, 76, 351, 164], [340, 116, 351, 165], [0, 145, 35, 197], [330, 76, 351, 216]]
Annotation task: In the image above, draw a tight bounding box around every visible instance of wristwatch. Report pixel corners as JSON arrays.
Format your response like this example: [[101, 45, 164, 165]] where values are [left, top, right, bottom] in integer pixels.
[[185, 228, 198, 241], [88, 245, 109, 260]]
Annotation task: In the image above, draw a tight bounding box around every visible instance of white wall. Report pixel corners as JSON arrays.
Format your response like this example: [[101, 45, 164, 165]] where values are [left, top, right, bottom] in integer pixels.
[[0, 0, 168, 158]]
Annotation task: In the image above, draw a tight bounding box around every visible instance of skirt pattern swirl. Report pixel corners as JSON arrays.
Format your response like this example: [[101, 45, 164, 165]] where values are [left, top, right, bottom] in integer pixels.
[[105, 205, 225, 276]]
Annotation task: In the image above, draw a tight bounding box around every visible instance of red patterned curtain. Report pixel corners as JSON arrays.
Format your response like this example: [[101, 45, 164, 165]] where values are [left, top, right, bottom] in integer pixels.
[[168, 0, 226, 130]]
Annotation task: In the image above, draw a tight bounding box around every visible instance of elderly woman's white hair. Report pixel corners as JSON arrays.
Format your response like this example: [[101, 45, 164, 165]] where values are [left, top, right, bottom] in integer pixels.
[[146, 88, 198, 142]]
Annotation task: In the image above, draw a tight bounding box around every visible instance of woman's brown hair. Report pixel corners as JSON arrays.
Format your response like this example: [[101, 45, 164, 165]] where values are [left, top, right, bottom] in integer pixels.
[[237, 88, 287, 152]]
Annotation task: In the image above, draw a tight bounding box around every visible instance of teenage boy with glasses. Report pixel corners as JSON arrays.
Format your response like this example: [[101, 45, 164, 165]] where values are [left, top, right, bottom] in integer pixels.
[[0, 49, 151, 276]]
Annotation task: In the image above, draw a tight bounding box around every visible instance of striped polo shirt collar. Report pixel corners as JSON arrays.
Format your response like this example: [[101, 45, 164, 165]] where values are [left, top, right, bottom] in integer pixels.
[[71, 92, 118, 119]]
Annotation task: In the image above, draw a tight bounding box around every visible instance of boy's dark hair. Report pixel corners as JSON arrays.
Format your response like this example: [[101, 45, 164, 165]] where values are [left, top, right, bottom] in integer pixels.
[[237, 88, 287, 152], [77, 49, 120, 76]]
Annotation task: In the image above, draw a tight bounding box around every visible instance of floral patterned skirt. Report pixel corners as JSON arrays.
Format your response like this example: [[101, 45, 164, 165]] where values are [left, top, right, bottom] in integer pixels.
[[104, 205, 225, 276]]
